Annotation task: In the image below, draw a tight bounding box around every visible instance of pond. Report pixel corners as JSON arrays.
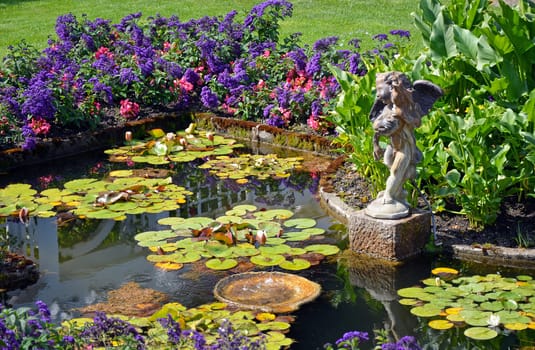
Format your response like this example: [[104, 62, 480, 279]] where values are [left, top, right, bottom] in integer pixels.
[[1, 139, 535, 349]]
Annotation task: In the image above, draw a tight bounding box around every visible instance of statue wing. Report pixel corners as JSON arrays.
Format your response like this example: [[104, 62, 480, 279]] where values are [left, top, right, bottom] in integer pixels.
[[412, 80, 443, 115], [369, 98, 386, 121]]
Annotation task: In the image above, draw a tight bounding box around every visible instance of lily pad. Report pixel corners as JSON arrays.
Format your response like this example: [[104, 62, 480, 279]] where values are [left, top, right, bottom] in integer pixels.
[[464, 327, 498, 340], [250, 254, 285, 267], [283, 218, 316, 229], [205, 258, 238, 270], [279, 258, 311, 271], [305, 244, 340, 256]]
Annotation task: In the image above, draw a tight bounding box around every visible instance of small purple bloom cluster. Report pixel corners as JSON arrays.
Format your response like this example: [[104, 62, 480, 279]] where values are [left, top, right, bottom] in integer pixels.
[[0, 0, 410, 150]]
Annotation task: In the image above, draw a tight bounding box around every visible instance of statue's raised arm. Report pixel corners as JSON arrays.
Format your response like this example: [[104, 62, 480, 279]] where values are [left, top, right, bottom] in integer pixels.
[[365, 72, 442, 219]]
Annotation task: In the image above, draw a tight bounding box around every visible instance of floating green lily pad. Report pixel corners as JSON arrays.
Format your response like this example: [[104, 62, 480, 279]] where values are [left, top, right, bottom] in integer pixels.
[[464, 327, 498, 340], [205, 258, 238, 270], [279, 258, 311, 271]]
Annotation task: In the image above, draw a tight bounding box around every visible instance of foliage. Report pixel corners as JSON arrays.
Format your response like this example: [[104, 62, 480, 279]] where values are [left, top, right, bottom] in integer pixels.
[[105, 126, 244, 165], [413, 0, 535, 110], [397, 268, 535, 341], [135, 204, 339, 271], [416, 98, 532, 227]]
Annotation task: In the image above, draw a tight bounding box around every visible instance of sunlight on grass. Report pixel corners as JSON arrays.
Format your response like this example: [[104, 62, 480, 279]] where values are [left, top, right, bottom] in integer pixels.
[[0, 0, 420, 57]]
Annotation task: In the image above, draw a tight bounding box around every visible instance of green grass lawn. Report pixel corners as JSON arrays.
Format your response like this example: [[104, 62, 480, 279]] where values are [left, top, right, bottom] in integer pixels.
[[0, 0, 421, 57]]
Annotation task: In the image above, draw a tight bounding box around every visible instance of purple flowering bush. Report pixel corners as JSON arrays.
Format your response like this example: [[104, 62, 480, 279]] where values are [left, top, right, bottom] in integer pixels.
[[0, 301, 266, 349], [0, 0, 410, 151]]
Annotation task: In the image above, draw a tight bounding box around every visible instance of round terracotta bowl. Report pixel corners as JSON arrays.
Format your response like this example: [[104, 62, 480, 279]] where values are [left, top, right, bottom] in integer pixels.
[[213, 271, 321, 313]]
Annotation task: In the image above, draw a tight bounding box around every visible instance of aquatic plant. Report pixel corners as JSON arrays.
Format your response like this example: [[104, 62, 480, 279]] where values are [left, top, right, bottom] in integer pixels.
[[135, 204, 339, 271], [397, 268, 535, 340], [105, 126, 245, 166]]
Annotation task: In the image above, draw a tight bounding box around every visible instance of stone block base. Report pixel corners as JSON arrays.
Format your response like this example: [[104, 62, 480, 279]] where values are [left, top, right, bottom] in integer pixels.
[[348, 209, 431, 261]]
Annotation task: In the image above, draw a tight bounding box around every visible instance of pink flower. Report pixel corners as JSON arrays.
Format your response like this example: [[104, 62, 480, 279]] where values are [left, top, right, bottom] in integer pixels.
[[174, 78, 194, 92], [263, 50, 271, 58], [29, 118, 51, 135], [95, 46, 113, 60], [307, 115, 320, 130], [119, 99, 140, 119]]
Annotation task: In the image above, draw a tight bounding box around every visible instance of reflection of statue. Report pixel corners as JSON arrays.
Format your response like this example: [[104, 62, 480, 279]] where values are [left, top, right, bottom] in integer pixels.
[[365, 72, 442, 219]]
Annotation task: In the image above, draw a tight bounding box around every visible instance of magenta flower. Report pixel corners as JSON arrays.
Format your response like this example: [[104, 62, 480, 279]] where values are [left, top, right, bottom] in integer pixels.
[[29, 118, 51, 135], [119, 99, 140, 118]]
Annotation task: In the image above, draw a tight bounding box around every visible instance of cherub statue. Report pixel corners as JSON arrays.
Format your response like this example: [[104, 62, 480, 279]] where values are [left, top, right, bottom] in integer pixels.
[[365, 72, 442, 219]]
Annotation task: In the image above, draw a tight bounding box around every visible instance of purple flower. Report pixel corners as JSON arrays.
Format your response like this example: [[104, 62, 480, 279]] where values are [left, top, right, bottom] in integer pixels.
[[183, 68, 200, 86], [373, 33, 388, 41], [306, 53, 322, 76], [21, 78, 56, 120], [287, 48, 307, 72], [383, 42, 395, 49], [382, 336, 421, 350], [349, 38, 361, 49], [390, 29, 410, 38], [313, 36, 338, 52], [200, 86, 219, 109], [119, 67, 140, 85], [335, 330, 369, 346], [36, 300, 51, 323]]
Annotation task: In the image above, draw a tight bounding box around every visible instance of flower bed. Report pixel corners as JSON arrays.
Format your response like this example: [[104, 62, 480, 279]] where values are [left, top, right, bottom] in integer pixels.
[[0, 0, 408, 153]]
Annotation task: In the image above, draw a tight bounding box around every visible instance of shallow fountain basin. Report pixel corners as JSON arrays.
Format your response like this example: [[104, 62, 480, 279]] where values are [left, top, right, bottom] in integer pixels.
[[213, 271, 321, 313]]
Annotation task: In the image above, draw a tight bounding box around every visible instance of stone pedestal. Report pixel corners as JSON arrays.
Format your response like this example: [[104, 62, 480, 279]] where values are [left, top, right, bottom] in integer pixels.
[[348, 208, 431, 261]]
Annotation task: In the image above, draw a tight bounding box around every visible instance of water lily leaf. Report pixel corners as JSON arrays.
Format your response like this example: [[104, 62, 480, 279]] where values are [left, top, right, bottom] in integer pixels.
[[157, 217, 186, 226], [283, 218, 316, 229], [155, 261, 183, 270], [432, 267, 459, 276], [305, 244, 340, 256], [446, 313, 465, 323], [460, 310, 492, 326], [135, 230, 176, 242], [109, 170, 134, 178], [480, 301, 503, 312], [256, 313, 276, 322], [64, 178, 98, 191], [257, 321, 291, 331], [108, 201, 139, 212], [216, 215, 243, 224], [397, 287, 428, 299], [205, 258, 238, 270], [225, 204, 257, 216], [464, 327, 498, 340], [259, 245, 292, 255], [497, 310, 531, 324], [254, 209, 294, 220], [284, 231, 311, 241], [301, 227, 325, 236], [428, 319, 454, 330], [399, 299, 419, 306], [250, 254, 285, 266], [288, 247, 307, 255], [517, 275, 533, 282], [171, 252, 202, 263], [205, 242, 233, 258], [504, 323, 528, 331], [279, 258, 311, 271], [147, 254, 175, 263], [233, 246, 260, 257], [84, 209, 123, 219], [148, 128, 166, 138], [410, 305, 442, 317], [36, 210, 57, 218]]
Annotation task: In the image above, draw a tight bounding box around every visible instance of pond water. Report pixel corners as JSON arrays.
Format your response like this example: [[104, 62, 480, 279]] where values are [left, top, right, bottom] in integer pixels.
[[1, 144, 535, 349]]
